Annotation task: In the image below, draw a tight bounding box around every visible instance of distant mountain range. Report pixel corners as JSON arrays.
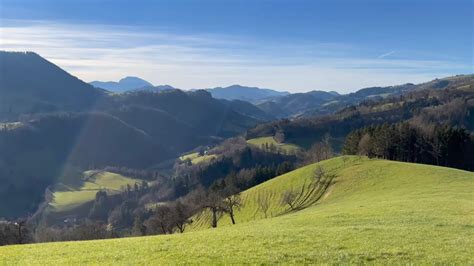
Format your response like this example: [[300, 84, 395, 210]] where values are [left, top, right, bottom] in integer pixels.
[[254, 79, 472, 118], [205, 85, 290, 103], [90, 78, 291, 103], [90, 76, 455, 119], [1, 51, 423, 122], [257, 90, 340, 118], [90, 76, 153, 92], [91, 77, 180, 94], [247, 74, 474, 150]]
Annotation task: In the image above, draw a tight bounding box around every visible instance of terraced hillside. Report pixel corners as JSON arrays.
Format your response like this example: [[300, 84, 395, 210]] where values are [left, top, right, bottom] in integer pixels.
[[1, 157, 473, 264]]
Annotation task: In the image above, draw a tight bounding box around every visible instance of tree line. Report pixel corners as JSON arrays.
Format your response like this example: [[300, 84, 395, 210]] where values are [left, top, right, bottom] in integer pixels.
[[343, 122, 474, 170]]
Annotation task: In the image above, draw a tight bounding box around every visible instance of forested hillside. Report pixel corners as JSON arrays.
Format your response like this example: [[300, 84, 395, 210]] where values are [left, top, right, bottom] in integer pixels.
[[0, 51, 472, 253], [248, 76, 474, 152], [0, 52, 107, 121], [1, 1, 472, 263], [0, 113, 169, 218], [343, 122, 474, 170], [257, 75, 474, 118], [0, 52, 262, 218]]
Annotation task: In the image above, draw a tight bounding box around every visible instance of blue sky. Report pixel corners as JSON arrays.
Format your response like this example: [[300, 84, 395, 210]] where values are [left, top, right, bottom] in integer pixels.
[[0, 0, 472, 92]]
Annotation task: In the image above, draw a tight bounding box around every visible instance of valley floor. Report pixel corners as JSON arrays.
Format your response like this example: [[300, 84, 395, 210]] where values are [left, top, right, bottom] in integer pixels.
[[1, 157, 473, 264]]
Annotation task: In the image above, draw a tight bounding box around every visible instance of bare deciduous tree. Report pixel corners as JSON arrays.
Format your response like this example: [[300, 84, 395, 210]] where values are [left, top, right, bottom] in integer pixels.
[[305, 137, 333, 163], [358, 133, 372, 157], [199, 190, 224, 228], [313, 165, 326, 183], [14, 219, 29, 244], [145, 204, 173, 235], [341, 156, 348, 167], [223, 193, 242, 224], [170, 200, 192, 233], [281, 189, 298, 210], [256, 191, 271, 218]]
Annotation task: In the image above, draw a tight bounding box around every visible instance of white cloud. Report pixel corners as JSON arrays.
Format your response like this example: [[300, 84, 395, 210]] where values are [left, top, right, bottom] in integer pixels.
[[0, 20, 469, 93]]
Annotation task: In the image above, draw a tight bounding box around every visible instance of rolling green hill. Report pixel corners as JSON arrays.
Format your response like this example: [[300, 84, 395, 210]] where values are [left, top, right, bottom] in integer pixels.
[[1, 157, 473, 264], [49, 171, 143, 213]]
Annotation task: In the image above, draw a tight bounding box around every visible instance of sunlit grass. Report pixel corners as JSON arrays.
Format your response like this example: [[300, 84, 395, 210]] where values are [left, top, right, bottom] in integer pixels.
[[50, 171, 143, 212], [179, 152, 200, 161], [247, 136, 301, 154], [2, 157, 473, 264], [179, 152, 217, 165]]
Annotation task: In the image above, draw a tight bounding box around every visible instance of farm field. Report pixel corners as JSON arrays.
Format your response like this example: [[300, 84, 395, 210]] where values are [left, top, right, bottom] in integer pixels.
[[49, 171, 143, 212], [1, 156, 473, 264], [247, 136, 301, 154], [179, 152, 218, 165]]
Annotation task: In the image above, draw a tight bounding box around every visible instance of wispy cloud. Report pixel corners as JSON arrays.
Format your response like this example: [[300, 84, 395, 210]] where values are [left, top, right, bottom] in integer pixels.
[[0, 20, 469, 93], [377, 50, 396, 58]]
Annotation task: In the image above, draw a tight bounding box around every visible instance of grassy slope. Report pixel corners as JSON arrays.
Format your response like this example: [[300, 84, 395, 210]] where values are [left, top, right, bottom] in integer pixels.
[[2, 157, 473, 264], [50, 171, 143, 212], [189, 155, 337, 229], [180, 136, 301, 166], [247, 136, 301, 154], [179, 152, 200, 161], [179, 152, 217, 165]]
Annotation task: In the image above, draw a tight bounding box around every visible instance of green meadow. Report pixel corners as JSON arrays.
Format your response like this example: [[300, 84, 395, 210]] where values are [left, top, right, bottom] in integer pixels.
[[1, 156, 473, 264], [179, 152, 218, 165], [247, 136, 301, 154], [49, 171, 143, 212]]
